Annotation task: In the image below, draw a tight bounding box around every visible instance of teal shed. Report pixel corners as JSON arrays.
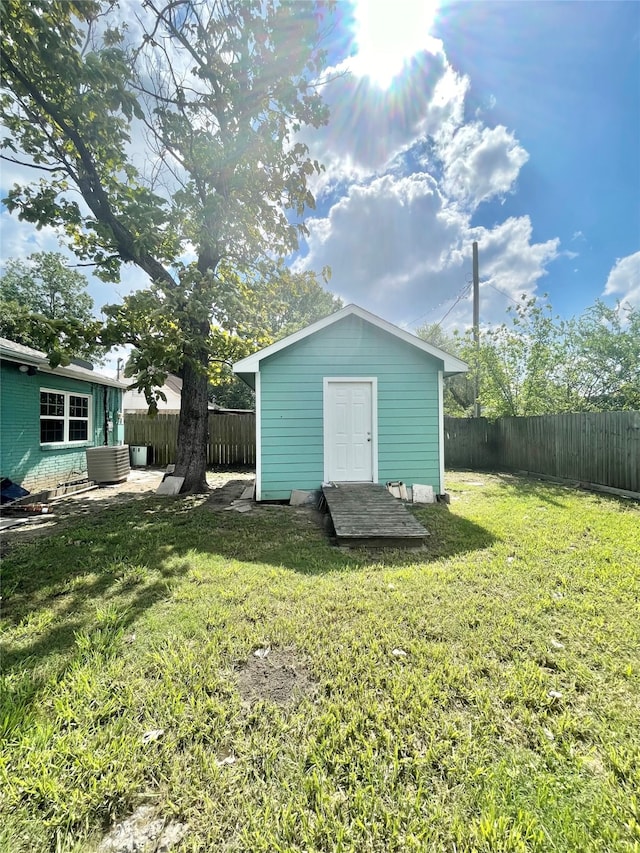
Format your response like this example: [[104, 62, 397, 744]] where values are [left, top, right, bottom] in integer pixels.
[[1, 337, 127, 493], [233, 304, 468, 501]]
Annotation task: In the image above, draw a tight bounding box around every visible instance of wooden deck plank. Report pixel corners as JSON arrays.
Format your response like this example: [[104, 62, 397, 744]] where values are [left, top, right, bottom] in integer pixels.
[[322, 483, 429, 547]]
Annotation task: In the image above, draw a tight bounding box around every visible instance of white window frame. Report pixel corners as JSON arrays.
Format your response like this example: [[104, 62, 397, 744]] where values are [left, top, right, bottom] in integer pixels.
[[40, 388, 92, 446]]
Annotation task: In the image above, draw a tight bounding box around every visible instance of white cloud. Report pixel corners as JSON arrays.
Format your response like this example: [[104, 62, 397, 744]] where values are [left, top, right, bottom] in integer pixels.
[[475, 93, 497, 118], [2, 2, 558, 343], [416, 217, 559, 331], [305, 52, 469, 193], [439, 123, 529, 207], [457, 217, 558, 327], [297, 170, 558, 329], [295, 25, 546, 331], [603, 251, 640, 307], [296, 173, 466, 322], [470, 217, 559, 293], [0, 209, 62, 262]]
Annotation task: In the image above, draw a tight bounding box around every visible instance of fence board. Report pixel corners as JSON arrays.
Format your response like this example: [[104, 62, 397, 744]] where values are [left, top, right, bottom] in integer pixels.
[[124, 412, 255, 467], [445, 412, 640, 494], [443, 417, 498, 470]]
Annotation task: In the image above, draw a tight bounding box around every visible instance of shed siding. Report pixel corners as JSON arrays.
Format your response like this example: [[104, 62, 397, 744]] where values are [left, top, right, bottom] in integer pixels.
[[259, 315, 442, 500], [0, 362, 123, 492]]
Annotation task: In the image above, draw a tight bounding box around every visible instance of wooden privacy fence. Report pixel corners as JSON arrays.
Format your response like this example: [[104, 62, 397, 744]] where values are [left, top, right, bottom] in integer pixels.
[[125, 413, 255, 468], [444, 411, 640, 494]]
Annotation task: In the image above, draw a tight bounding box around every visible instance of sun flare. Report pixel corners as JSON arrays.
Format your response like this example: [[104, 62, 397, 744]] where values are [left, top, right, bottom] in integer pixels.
[[351, 0, 441, 89]]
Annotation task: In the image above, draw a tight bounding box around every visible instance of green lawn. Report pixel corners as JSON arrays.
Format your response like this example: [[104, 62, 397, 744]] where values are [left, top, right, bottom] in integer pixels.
[[1, 472, 639, 852]]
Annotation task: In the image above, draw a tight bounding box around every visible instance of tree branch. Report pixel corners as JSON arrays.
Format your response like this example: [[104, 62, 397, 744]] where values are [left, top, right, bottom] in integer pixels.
[[3, 51, 178, 292], [66, 256, 121, 268], [0, 154, 63, 173], [145, 0, 211, 76]]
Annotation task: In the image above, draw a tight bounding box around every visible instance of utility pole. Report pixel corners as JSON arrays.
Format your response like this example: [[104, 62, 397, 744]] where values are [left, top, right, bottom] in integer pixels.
[[116, 357, 124, 381], [472, 241, 480, 418]]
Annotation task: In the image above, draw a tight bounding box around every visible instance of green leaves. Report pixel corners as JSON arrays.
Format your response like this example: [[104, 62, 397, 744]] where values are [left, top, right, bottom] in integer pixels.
[[0, 252, 106, 363], [419, 294, 639, 418], [444, 296, 640, 418], [2, 0, 332, 291], [563, 300, 640, 410], [2, 0, 333, 487]]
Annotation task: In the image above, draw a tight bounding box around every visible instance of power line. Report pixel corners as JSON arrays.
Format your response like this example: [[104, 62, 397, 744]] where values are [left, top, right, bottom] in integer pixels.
[[411, 279, 519, 332], [435, 283, 471, 328], [409, 281, 471, 328], [487, 282, 521, 306], [408, 297, 451, 328]]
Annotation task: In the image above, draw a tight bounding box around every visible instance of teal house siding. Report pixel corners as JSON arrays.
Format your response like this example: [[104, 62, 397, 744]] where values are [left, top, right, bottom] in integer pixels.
[[260, 315, 442, 499], [1, 342, 125, 493]]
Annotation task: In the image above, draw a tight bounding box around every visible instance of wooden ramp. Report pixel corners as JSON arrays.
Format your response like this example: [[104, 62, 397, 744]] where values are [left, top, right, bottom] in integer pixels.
[[322, 483, 429, 547]]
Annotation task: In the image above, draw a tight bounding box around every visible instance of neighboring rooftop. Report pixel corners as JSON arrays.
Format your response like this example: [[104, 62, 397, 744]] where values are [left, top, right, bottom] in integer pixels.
[[123, 373, 183, 413]]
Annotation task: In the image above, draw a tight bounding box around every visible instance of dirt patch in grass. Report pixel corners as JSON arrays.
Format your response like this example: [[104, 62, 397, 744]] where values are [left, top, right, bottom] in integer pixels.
[[235, 647, 317, 706]]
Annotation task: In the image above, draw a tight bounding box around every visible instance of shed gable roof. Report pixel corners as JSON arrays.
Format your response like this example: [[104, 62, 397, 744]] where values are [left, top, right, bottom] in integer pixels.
[[233, 304, 468, 376]]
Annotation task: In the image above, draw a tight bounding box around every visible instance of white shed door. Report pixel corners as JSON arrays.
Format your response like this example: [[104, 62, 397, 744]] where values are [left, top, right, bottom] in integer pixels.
[[325, 381, 373, 482]]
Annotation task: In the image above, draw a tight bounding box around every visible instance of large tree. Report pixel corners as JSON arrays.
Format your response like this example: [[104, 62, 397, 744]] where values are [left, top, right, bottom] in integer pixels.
[[0, 251, 104, 362], [472, 296, 565, 418], [1, 0, 332, 491], [1, 251, 93, 320]]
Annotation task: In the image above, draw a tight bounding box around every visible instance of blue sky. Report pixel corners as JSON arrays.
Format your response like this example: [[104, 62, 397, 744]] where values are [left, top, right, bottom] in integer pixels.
[[437, 0, 640, 317], [293, 0, 640, 330], [1, 0, 638, 363]]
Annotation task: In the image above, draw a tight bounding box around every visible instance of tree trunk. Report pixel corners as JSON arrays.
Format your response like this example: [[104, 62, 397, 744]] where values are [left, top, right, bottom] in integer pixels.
[[174, 360, 209, 493]]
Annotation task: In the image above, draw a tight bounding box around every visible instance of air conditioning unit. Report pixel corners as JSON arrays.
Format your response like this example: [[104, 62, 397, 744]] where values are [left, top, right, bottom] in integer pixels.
[[86, 446, 130, 484]]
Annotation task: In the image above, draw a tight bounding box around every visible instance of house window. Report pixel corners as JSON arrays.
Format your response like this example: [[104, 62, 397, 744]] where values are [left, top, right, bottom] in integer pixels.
[[40, 390, 91, 444]]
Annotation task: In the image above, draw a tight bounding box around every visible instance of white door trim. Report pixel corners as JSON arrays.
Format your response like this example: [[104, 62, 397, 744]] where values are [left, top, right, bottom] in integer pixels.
[[323, 377, 378, 483], [254, 371, 262, 500]]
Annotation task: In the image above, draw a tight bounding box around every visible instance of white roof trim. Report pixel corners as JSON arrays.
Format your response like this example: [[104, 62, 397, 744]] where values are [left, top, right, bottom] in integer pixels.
[[233, 304, 468, 376]]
